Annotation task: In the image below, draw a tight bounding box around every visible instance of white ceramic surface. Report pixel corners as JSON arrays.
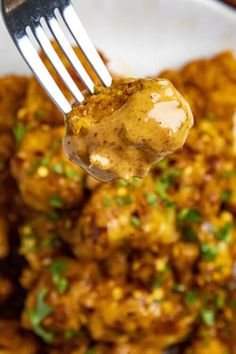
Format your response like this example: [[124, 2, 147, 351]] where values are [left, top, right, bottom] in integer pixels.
[[0, 0, 236, 77]]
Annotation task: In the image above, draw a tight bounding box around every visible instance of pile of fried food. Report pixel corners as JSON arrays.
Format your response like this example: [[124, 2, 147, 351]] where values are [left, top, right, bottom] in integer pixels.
[[0, 45, 236, 354]]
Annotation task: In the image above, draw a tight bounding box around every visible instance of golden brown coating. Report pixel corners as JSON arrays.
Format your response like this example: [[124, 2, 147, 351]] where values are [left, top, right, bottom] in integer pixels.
[[0, 320, 38, 354], [0, 75, 28, 130], [67, 175, 179, 260], [22, 259, 102, 344], [65, 78, 193, 182], [11, 126, 85, 211]]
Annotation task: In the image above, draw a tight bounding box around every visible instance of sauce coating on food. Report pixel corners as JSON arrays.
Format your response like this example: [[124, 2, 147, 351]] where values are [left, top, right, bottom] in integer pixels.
[[65, 78, 193, 181]]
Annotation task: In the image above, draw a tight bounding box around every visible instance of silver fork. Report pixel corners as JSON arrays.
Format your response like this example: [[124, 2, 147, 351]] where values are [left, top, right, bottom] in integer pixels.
[[1, 0, 112, 114]]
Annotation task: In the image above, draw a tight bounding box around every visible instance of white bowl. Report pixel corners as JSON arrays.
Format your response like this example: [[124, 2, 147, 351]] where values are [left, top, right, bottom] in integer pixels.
[[0, 0, 236, 77]]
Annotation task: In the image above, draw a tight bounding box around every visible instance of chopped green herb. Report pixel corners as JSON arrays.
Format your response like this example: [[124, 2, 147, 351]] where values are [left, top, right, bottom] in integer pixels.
[[103, 198, 112, 207], [156, 159, 168, 170], [64, 167, 79, 179], [116, 180, 128, 187], [115, 195, 133, 207], [50, 260, 68, 294], [131, 216, 141, 227], [215, 223, 233, 242], [220, 190, 232, 203], [214, 295, 225, 309], [27, 288, 54, 343], [51, 140, 61, 153], [49, 195, 64, 208], [40, 154, 51, 167], [152, 277, 163, 289], [200, 309, 215, 326], [13, 122, 28, 148], [130, 177, 140, 186], [155, 179, 175, 208], [185, 291, 197, 306], [161, 168, 181, 185], [146, 193, 157, 207], [35, 108, 45, 118], [177, 208, 202, 223], [64, 329, 81, 340], [201, 244, 219, 261], [182, 227, 198, 242], [52, 163, 64, 175]]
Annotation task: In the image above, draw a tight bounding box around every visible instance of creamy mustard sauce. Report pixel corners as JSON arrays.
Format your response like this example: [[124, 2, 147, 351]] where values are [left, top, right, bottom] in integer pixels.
[[64, 78, 194, 182]]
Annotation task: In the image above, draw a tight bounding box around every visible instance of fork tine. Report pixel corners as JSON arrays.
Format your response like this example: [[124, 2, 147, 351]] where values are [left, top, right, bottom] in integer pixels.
[[17, 32, 72, 114], [46, 16, 95, 94], [61, 4, 112, 88], [32, 24, 84, 103]]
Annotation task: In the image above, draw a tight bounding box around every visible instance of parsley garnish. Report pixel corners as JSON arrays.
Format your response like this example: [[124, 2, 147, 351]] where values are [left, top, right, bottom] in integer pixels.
[[103, 198, 112, 207], [156, 159, 168, 170], [49, 195, 64, 208], [64, 167, 80, 180], [116, 180, 128, 187], [200, 308, 215, 326], [177, 208, 202, 223], [185, 291, 197, 306], [146, 193, 157, 207], [220, 190, 232, 203], [182, 226, 198, 242], [52, 163, 64, 175], [215, 223, 233, 242], [13, 122, 28, 148], [27, 288, 54, 343], [131, 216, 141, 227], [50, 260, 68, 294], [200, 243, 219, 261], [115, 195, 133, 207]]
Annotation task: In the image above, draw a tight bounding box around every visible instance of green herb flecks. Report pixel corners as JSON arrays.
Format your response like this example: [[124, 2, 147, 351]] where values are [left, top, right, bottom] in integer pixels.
[[50, 260, 68, 294], [200, 308, 215, 326], [146, 193, 158, 207], [49, 195, 64, 208], [116, 180, 128, 187], [220, 190, 232, 203], [200, 244, 219, 261], [27, 288, 54, 343], [103, 198, 112, 207], [215, 223, 233, 243], [115, 195, 133, 207], [131, 216, 141, 227], [52, 163, 64, 175], [177, 208, 203, 223], [13, 122, 28, 148], [185, 291, 197, 306]]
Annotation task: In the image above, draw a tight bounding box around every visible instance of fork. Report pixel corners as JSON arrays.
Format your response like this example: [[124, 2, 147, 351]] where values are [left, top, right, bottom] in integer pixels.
[[1, 0, 112, 114]]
